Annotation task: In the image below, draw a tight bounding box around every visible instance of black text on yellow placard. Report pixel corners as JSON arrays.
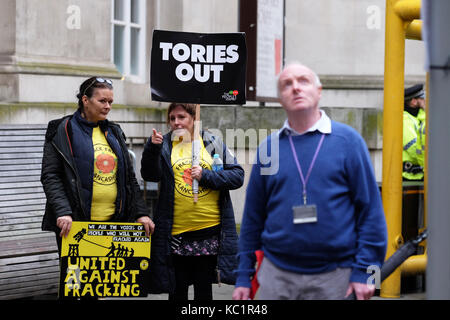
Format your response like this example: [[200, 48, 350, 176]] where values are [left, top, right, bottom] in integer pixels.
[[59, 221, 151, 298]]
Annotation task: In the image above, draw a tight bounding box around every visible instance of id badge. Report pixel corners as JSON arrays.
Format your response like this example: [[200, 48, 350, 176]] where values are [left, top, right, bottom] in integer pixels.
[[293, 205, 318, 224]]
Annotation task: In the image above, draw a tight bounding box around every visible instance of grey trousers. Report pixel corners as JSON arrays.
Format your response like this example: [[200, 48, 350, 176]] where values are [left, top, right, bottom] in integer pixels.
[[256, 257, 351, 300]]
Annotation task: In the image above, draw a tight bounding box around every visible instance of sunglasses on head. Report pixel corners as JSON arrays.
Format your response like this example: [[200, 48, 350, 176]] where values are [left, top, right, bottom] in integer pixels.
[[83, 77, 113, 96]]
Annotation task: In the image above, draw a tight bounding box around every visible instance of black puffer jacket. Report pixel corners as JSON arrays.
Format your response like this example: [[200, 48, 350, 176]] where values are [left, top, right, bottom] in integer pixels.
[[141, 130, 244, 294], [41, 112, 150, 233]]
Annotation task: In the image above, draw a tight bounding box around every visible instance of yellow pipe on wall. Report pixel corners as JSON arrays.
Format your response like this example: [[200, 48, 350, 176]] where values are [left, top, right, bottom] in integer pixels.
[[401, 254, 427, 276], [406, 20, 422, 40], [394, 0, 421, 21], [380, 0, 406, 299]]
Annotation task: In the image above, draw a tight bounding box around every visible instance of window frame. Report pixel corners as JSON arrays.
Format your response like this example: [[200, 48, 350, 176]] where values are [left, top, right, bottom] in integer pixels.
[[111, 0, 147, 83]]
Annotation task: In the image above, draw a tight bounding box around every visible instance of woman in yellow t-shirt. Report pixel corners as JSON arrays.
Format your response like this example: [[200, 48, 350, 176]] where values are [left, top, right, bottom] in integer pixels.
[[141, 103, 244, 300], [41, 76, 155, 252]]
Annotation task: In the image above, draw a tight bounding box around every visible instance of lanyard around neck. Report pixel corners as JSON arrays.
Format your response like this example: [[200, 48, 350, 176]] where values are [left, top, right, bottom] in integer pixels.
[[288, 133, 325, 205]]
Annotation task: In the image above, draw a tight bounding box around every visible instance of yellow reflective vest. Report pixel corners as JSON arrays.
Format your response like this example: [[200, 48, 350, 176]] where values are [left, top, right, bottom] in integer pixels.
[[402, 109, 425, 180], [416, 108, 426, 168]]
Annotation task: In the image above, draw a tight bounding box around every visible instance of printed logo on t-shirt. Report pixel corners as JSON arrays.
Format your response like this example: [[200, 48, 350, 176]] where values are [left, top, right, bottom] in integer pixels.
[[172, 158, 211, 198], [93, 143, 117, 185]]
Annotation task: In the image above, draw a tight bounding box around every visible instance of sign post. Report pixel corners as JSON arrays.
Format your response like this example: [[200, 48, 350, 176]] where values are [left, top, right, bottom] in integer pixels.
[[192, 104, 201, 202]]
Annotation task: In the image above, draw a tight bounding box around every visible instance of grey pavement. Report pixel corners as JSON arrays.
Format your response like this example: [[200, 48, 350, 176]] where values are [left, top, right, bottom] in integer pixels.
[[128, 283, 235, 300], [122, 284, 426, 300], [33, 286, 425, 300]]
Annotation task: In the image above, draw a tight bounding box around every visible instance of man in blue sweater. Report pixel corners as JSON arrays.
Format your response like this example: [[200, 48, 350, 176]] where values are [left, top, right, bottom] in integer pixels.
[[232, 63, 387, 300]]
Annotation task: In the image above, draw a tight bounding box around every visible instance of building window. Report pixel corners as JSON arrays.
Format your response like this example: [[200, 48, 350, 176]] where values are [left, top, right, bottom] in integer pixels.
[[112, 0, 146, 81]]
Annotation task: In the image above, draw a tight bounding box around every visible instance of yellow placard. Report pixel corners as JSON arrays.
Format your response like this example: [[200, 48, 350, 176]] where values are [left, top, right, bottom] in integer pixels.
[[59, 221, 151, 299]]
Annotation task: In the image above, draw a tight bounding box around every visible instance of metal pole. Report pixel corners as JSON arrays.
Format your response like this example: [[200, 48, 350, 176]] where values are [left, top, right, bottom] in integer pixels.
[[425, 0, 450, 300], [380, 0, 405, 298]]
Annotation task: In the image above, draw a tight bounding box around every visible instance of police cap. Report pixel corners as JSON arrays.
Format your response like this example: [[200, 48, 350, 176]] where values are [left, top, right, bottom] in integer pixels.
[[404, 84, 425, 100]]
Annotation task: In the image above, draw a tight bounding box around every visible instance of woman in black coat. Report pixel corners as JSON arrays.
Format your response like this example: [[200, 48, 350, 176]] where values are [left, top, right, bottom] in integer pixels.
[[41, 77, 154, 251], [141, 103, 244, 300]]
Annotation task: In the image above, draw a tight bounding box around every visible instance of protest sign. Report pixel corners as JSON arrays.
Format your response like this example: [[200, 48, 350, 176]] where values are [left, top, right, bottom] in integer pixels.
[[151, 30, 247, 104], [59, 221, 150, 299]]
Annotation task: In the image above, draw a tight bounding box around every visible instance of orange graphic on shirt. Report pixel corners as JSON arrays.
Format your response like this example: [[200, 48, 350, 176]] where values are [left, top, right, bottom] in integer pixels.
[[181, 168, 193, 186], [96, 154, 116, 173]]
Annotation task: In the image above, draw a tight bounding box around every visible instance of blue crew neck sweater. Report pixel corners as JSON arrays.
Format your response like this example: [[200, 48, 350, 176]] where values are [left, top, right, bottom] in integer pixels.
[[235, 121, 387, 287]]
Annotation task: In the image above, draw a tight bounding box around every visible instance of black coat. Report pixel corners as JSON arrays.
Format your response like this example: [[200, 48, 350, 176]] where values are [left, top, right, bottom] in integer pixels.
[[141, 130, 244, 294], [41, 113, 150, 234]]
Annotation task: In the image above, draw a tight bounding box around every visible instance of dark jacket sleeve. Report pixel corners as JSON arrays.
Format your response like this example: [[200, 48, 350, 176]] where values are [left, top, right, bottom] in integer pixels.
[[40, 136, 73, 219], [200, 135, 244, 191], [140, 136, 163, 182]]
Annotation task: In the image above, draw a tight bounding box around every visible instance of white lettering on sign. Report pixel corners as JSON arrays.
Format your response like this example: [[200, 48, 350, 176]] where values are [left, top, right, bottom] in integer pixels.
[[159, 42, 240, 83]]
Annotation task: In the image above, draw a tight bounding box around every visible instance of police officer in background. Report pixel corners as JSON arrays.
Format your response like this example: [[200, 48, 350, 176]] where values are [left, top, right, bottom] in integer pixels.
[[403, 84, 426, 181]]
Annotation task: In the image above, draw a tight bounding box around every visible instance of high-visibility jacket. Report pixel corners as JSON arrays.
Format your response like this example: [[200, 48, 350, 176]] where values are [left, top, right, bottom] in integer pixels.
[[402, 110, 424, 180], [416, 108, 426, 168]]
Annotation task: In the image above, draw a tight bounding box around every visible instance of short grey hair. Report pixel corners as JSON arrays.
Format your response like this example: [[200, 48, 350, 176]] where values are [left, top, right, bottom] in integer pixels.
[[276, 61, 322, 90]]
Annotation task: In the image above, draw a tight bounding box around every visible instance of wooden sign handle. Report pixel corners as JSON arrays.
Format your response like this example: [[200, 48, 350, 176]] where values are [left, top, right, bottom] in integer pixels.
[[192, 104, 201, 203]]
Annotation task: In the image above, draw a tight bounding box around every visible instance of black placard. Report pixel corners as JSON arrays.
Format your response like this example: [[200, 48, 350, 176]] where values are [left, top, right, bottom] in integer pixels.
[[151, 30, 247, 105]]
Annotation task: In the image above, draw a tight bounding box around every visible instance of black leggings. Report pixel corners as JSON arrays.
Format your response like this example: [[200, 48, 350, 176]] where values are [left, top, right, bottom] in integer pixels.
[[169, 255, 217, 301]]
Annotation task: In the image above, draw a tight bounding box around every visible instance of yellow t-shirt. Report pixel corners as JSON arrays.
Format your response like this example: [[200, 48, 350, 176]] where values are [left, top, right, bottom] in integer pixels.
[[90, 126, 118, 221], [171, 139, 220, 235]]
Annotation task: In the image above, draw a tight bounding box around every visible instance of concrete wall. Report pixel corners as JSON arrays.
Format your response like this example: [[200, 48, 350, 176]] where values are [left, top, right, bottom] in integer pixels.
[[156, 0, 239, 33], [286, 0, 425, 76], [15, 0, 109, 61]]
